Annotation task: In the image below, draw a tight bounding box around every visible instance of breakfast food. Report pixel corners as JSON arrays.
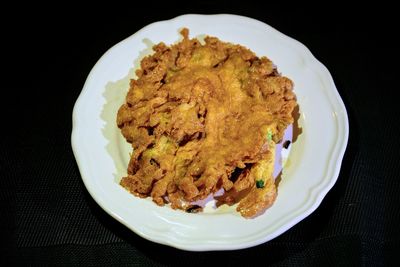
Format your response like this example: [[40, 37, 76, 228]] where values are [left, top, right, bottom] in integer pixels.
[[117, 28, 298, 218]]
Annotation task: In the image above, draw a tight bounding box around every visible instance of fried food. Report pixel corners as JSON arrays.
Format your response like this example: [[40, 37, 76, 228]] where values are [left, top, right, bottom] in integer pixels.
[[117, 28, 298, 218]]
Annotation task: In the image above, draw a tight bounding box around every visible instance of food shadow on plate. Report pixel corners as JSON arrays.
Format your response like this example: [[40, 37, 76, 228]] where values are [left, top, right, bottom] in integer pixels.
[[100, 38, 155, 184]]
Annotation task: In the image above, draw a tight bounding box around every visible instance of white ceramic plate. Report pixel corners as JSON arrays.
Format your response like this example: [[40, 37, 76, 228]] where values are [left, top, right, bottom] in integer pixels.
[[72, 14, 349, 251]]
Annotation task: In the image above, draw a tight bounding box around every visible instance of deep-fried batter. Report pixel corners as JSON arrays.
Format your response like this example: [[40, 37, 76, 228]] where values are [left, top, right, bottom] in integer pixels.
[[117, 28, 298, 218]]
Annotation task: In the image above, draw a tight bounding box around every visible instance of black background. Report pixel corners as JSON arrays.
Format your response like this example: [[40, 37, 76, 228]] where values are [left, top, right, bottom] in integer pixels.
[[2, 3, 398, 266]]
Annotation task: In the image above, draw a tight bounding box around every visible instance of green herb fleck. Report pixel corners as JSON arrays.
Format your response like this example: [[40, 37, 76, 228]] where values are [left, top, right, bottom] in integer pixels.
[[267, 129, 273, 141], [256, 179, 265, 188]]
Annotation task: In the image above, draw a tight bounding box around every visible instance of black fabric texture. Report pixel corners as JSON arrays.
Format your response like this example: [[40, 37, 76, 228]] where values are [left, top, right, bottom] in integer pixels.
[[2, 4, 398, 266]]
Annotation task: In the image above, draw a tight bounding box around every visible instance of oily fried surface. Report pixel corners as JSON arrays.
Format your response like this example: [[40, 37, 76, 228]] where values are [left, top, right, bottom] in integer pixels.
[[117, 28, 297, 217]]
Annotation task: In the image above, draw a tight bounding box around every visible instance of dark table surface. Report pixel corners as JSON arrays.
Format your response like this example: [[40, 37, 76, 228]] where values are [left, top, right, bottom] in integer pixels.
[[2, 4, 398, 266]]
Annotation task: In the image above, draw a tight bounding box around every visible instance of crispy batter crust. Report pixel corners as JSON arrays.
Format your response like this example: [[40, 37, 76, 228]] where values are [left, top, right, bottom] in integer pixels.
[[117, 28, 297, 217]]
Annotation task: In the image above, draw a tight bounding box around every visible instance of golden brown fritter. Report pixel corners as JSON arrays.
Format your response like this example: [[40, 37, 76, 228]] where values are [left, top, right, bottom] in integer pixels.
[[117, 28, 298, 218]]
